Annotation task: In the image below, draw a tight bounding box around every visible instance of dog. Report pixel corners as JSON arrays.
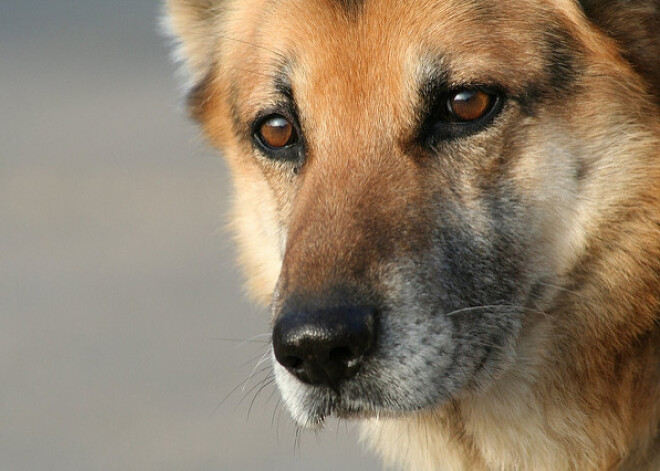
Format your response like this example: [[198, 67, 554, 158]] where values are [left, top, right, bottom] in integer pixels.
[[165, 0, 660, 469]]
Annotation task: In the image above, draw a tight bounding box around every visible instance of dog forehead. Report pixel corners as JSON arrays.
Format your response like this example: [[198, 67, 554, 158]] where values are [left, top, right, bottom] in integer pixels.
[[218, 0, 579, 141], [247, 0, 555, 93]]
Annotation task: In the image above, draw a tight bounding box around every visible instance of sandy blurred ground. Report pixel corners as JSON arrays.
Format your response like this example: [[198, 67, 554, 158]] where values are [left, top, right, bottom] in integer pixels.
[[0, 2, 380, 469]]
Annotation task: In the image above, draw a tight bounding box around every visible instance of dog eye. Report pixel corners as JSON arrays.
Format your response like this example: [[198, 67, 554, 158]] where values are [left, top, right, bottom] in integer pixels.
[[446, 90, 495, 122], [256, 115, 297, 149], [421, 88, 504, 145]]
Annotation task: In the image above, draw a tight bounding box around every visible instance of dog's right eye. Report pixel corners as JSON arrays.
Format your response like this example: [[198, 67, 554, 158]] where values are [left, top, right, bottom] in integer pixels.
[[252, 114, 304, 163], [254, 114, 298, 153]]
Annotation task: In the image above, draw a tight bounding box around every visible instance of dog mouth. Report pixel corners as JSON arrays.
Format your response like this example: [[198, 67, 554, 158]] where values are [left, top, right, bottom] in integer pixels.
[[272, 366, 394, 427], [271, 348, 380, 427], [271, 349, 464, 429], [270, 270, 530, 428], [271, 312, 519, 429]]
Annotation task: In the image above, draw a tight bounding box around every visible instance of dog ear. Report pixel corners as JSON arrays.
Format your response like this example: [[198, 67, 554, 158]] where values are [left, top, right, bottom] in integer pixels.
[[577, 0, 660, 101], [164, 0, 224, 117]]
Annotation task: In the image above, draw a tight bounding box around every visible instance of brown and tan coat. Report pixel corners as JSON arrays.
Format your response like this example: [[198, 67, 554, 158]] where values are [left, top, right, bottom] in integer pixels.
[[166, 0, 660, 469]]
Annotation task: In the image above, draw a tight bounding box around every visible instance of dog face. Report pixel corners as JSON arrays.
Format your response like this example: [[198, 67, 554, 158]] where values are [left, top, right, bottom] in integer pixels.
[[167, 0, 656, 428]]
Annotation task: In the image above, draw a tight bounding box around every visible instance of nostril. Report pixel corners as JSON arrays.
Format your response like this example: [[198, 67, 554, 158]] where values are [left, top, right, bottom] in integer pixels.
[[280, 355, 303, 370], [272, 305, 376, 387], [328, 346, 359, 366]]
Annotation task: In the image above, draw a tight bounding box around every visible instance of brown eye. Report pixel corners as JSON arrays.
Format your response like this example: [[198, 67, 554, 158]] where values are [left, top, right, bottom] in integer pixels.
[[258, 115, 296, 148], [448, 90, 494, 122]]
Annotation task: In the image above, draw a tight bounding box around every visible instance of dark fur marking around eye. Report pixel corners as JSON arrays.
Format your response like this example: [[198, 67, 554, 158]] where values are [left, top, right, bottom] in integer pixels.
[[274, 69, 295, 102], [273, 66, 306, 156], [248, 64, 308, 164], [418, 69, 452, 122], [413, 61, 452, 146], [414, 63, 505, 149]]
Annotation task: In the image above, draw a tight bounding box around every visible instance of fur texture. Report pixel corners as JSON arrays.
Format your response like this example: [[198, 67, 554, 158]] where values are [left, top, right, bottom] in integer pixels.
[[165, 0, 660, 469]]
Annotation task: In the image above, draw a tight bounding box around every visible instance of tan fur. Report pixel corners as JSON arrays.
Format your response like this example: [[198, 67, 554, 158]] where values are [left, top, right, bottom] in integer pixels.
[[166, 0, 660, 469]]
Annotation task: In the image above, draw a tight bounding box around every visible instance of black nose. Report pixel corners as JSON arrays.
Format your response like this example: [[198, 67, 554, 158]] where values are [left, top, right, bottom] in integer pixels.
[[272, 306, 376, 387]]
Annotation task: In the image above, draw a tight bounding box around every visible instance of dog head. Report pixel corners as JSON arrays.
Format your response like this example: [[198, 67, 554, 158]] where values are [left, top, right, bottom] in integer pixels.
[[166, 0, 659, 427]]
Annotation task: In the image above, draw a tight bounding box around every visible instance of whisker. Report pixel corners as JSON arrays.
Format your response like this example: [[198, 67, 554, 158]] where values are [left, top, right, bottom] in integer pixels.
[[242, 351, 272, 392], [216, 34, 287, 60], [247, 376, 276, 420], [520, 305, 552, 318], [239, 347, 271, 369], [235, 369, 273, 409], [208, 334, 270, 345], [265, 382, 280, 407], [294, 425, 302, 455], [536, 280, 585, 299], [208, 373, 264, 420], [444, 303, 550, 319], [231, 67, 282, 80], [276, 402, 286, 443], [180, 29, 287, 60], [235, 333, 272, 349], [445, 304, 515, 317], [208, 362, 272, 419], [271, 397, 281, 428]]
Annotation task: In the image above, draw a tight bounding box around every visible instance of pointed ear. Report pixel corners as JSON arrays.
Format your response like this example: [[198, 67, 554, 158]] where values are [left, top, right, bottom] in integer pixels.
[[163, 0, 223, 97]]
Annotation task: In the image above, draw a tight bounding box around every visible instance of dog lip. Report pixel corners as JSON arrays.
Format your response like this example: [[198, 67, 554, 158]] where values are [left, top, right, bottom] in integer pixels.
[[297, 381, 371, 423], [305, 380, 395, 421]]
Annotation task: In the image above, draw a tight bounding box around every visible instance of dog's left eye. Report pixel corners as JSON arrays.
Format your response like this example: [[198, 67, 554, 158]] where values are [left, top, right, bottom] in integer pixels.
[[447, 90, 494, 122], [252, 114, 304, 163], [422, 88, 503, 144]]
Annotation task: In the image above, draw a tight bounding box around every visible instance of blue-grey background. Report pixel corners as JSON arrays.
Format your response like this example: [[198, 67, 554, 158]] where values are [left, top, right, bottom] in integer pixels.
[[1, 1, 380, 469]]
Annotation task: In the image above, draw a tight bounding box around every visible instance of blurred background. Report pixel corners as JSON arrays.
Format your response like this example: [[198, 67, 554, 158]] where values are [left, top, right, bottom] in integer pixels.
[[0, 1, 380, 469]]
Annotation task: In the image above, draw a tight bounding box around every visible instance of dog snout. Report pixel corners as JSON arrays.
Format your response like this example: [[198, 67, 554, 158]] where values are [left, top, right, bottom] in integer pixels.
[[272, 306, 376, 387]]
